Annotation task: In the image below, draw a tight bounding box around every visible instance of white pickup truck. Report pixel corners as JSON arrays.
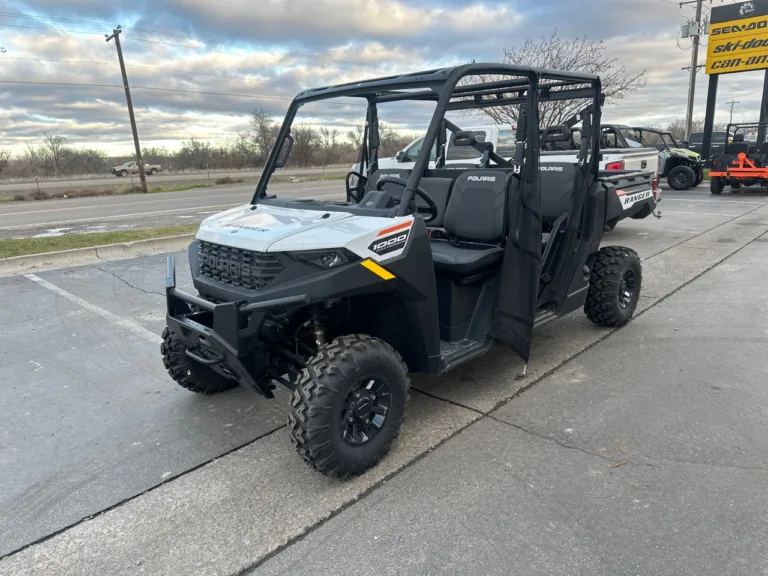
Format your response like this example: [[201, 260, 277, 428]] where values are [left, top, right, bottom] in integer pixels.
[[353, 123, 659, 230], [359, 123, 658, 173], [111, 161, 162, 177]]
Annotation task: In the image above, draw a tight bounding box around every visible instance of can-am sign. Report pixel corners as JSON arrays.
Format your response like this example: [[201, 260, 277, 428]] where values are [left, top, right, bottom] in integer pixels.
[[707, 0, 768, 74]]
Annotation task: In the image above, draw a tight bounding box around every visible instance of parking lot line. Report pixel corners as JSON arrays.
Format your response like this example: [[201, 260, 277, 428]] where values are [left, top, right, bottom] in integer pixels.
[[25, 273, 163, 345]]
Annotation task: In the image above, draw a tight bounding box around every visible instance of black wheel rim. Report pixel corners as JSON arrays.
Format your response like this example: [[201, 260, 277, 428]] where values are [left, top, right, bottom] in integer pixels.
[[340, 377, 392, 446], [674, 171, 689, 187], [619, 269, 637, 309]]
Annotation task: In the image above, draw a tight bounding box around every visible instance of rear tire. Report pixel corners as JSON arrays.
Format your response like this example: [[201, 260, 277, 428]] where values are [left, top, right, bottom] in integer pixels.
[[150, 168, 158, 175], [289, 334, 410, 479], [667, 165, 696, 190], [585, 246, 642, 328], [121, 170, 129, 177], [710, 176, 724, 195], [161, 328, 238, 394]]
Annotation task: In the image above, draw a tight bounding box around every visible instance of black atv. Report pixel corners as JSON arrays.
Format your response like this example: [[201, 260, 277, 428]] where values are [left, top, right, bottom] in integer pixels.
[[633, 127, 704, 190], [162, 64, 643, 478]]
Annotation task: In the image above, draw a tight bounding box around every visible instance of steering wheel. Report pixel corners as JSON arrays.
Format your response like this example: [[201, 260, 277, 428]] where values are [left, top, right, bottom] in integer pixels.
[[376, 176, 438, 224], [345, 171, 365, 203]]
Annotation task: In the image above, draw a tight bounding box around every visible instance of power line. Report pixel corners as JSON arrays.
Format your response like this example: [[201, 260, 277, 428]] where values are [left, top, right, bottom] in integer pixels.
[[0, 22, 103, 35], [0, 55, 314, 90], [0, 78, 370, 106]]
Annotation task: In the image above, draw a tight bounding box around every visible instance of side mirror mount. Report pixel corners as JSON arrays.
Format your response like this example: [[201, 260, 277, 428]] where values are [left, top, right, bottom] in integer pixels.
[[275, 134, 294, 168], [396, 150, 406, 163]]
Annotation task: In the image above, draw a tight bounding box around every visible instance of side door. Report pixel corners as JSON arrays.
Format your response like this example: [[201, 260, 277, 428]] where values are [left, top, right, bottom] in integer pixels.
[[710, 132, 726, 156]]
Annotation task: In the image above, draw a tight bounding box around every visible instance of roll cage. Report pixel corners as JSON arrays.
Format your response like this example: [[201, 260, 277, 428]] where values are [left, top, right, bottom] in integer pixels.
[[724, 123, 768, 153], [252, 63, 603, 216], [633, 127, 680, 151]]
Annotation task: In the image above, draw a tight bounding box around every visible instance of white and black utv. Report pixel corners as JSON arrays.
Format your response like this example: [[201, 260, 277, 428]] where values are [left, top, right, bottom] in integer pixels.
[[162, 64, 644, 478]]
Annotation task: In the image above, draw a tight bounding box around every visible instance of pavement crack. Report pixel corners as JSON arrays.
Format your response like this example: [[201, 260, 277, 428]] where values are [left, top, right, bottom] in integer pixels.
[[0, 424, 287, 563], [412, 387, 483, 415], [486, 414, 617, 463], [93, 265, 164, 296]]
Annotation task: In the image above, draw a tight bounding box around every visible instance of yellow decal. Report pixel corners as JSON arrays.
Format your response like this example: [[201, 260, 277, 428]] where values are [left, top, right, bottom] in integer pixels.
[[361, 259, 396, 280]]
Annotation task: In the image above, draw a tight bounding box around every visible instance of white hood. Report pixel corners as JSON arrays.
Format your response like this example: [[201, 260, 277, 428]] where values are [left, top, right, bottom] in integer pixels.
[[196, 203, 354, 252]]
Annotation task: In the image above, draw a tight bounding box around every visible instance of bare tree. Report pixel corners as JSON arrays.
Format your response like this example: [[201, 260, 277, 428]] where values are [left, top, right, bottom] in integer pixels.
[[291, 124, 318, 167], [667, 118, 728, 141], [347, 125, 365, 148], [472, 30, 646, 128], [379, 123, 412, 157], [250, 108, 279, 164], [318, 127, 339, 166], [0, 149, 10, 176], [42, 132, 68, 177]]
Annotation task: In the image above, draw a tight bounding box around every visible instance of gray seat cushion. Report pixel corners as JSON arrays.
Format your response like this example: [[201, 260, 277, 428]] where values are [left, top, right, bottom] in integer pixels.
[[431, 241, 504, 275]]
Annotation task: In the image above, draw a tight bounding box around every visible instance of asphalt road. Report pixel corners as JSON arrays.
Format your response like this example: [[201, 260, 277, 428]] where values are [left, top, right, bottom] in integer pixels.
[[2, 190, 768, 574], [0, 166, 346, 196], [0, 179, 347, 239]]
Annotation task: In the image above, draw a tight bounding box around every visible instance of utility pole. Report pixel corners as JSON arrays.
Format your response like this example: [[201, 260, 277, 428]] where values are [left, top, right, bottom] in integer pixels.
[[106, 26, 147, 193], [726, 99, 740, 124], [685, 0, 704, 142]]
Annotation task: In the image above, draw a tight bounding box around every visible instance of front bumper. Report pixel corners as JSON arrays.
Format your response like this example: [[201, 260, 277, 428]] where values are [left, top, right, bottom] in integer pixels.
[[165, 256, 308, 397]]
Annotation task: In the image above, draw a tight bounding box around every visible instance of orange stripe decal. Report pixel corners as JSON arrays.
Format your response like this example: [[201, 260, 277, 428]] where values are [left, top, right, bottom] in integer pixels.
[[377, 221, 412, 237]]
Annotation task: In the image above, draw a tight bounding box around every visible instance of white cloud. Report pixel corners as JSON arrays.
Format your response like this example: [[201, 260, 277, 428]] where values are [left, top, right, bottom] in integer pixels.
[[1, 0, 767, 154]]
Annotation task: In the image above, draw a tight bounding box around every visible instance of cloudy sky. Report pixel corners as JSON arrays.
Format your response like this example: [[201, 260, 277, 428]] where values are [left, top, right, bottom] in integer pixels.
[[0, 0, 764, 154]]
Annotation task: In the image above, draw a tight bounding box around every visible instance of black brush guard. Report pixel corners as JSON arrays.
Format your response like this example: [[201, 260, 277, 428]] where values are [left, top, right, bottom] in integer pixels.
[[165, 256, 308, 398]]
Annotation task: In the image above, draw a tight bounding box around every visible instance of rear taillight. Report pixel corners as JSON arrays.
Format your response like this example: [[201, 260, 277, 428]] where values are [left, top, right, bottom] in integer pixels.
[[606, 160, 625, 170]]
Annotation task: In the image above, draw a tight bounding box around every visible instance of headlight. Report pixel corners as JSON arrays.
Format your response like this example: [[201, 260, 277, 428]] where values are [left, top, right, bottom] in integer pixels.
[[290, 249, 359, 269]]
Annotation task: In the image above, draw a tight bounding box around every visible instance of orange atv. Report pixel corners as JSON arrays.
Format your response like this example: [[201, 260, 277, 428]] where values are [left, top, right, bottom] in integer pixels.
[[709, 123, 768, 195]]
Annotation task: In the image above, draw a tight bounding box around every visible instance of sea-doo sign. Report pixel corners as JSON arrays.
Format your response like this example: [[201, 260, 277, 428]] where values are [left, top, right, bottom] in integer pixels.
[[707, 0, 768, 74]]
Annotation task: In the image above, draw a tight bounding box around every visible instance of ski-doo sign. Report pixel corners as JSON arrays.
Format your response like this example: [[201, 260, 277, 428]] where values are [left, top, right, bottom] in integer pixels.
[[707, 0, 768, 74]]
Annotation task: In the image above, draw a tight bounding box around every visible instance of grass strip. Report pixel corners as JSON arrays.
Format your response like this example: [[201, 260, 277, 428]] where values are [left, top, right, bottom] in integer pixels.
[[0, 223, 199, 258]]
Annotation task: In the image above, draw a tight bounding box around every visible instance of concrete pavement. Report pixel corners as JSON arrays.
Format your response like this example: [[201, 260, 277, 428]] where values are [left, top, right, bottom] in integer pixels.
[[1, 192, 767, 574], [257, 241, 768, 576]]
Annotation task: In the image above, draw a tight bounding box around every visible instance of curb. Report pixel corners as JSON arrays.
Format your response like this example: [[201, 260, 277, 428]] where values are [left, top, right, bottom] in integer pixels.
[[0, 234, 194, 278]]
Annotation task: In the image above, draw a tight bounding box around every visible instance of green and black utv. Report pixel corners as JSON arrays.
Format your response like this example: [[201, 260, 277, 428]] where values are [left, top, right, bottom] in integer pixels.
[[633, 127, 703, 190]]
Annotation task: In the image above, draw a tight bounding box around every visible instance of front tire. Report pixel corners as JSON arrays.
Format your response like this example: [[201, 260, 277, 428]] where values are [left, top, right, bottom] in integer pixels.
[[667, 165, 696, 190], [710, 176, 724, 195], [121, 170, 129, 177], [161, 328, 238, 394], [585, 246, 642, 328], [150, 168, 158, 175], [289, 334, 410, 479]]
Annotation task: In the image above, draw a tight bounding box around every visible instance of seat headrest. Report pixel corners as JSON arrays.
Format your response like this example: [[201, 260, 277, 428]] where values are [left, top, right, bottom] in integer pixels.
[[734, 133, 745, 142]]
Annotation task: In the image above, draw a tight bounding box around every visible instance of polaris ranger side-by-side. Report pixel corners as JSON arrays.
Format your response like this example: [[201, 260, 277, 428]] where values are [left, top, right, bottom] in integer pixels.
[[163, 64, 648, 478]]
